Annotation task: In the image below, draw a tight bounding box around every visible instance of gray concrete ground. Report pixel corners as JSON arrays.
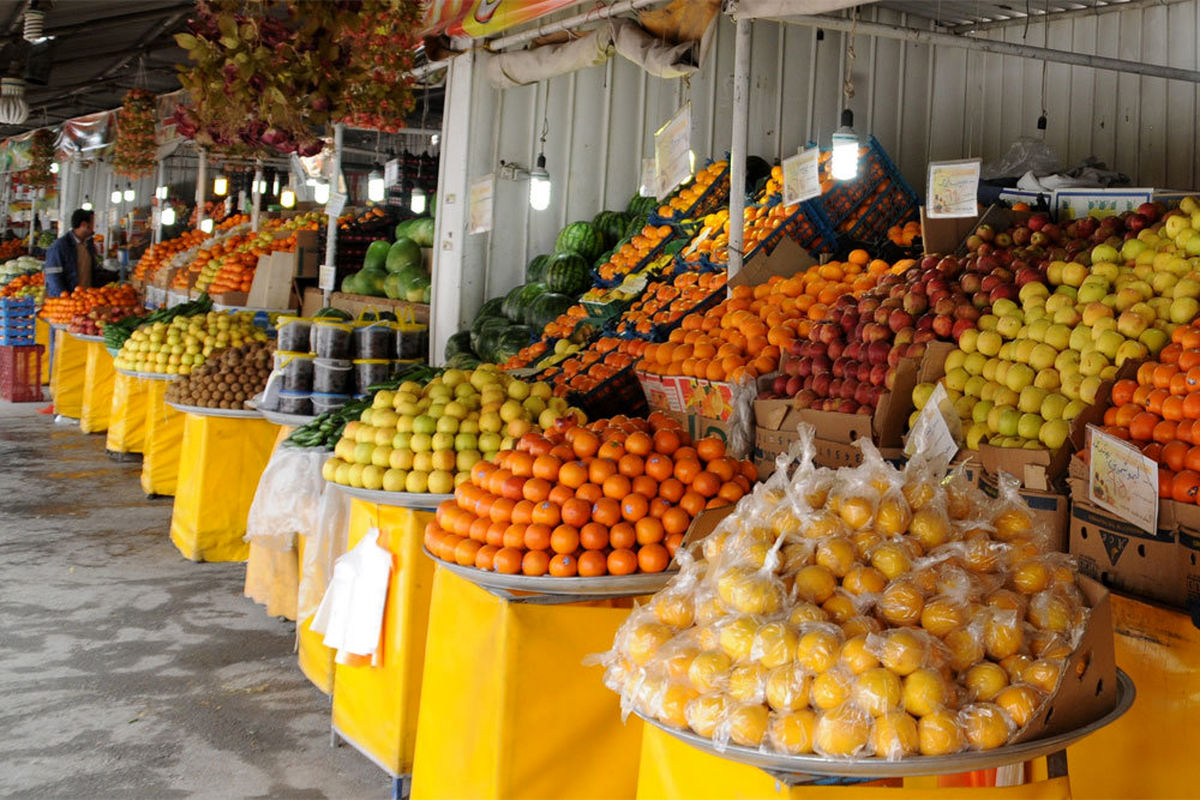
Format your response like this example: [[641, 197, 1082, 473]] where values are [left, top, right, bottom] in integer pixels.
[[0, 402, 387, 799]]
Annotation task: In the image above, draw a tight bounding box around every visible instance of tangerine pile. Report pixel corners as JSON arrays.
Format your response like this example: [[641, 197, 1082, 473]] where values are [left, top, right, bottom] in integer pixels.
[[888, 221, 922, 248], [424, 413, 757, 578], [596, 224, 675, 284], [132, 228, 210, 282], [536, 337, 646, 397], [40, 283, 140, 325], [601, 434, 1089, 760], [615, 271, 728, 340], [655, 161, 729, 221], [1095, 322, 1200, 503]]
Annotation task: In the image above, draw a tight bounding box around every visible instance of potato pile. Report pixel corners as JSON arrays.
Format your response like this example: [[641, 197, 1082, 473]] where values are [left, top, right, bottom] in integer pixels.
[[166, 341, 275, 410], [600, 431, 1089, 761]]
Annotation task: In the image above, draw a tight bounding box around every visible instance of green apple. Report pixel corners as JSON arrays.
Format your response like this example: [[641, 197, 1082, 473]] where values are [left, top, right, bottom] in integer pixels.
[[997, 315, 1023, 339], [954, 395, 976, 420], [436, 415, 460, 435], [389, 447, 414, 471], [383, 468, 408, 492], [1043, 324, 1072, 352], [944, 349, 967, 372], [958, 329, 979, 355], [1029, 343, 1059, 371], [1017, 413, 1043, 440], [1041, 393, 1069, 420], [999, 342, 1015, 361], [409, 432, 432, 453], [982, 359, 1000, 383], [1012, 339, 1037, 364], [507, 380, 530, 400], [1061, 371, 1084, 401], [1152, 272, 1178, 296], [1020, 282, 1051, 304], [972, 400, 995, 424], [1115, 340, 1149, 367], [1005, 364, 1036, 392], [977, 330, 1003, 356], [430, 432, 454, 452], [1121, 238, 1149, 262], [1052, 307, 1082, 327], [1079, 349, 1111, 377], [412, 414, 437, 435], [1170, 297, 1200, 324], [1165, 214, 1192, 239], [1140, 327, 1169, 354], [963, 352, 988, 376], [1039, 419, 1071, 450], [994, 387, 1021, 408], [1034, 368, 1062, 391], [998, 406, 1022, 437], [980, 381, 999, 402], [1077, 282, 1109, 305], [1018, 386, 1048, 414], [993, 298, 1020, 318], [1062, 262, 1090, 287], [456, 449, 482, 472], [964, 375, 988, 398], [1091, 317, 1117, 340], [1175, 278, 1200, 299], [1094, 330, 1125, 360], [1080, 376, 1103, 405], [978, 314, 999, 332], [1025, 319, 1051, 343], [1046, 261, 1066, 286], [478, 431, 502, 453], [912, 382, 936, 410], [1092, 244, 1120, 264], [1081, 302, 1114, 326], [1068, 326, 1093, 353], [405, 470, 429, 493], [412, 451, 434, 473], [1044, 293, 1073, 314], [1092, 262, 1120, 283], [454, 432, 478, 452], [966, 422, 990, 450], [943, 368, 969, 393]]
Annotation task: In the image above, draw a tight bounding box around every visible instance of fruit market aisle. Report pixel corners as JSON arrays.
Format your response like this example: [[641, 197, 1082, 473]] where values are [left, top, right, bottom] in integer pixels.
[[0, 403, 383, 798]]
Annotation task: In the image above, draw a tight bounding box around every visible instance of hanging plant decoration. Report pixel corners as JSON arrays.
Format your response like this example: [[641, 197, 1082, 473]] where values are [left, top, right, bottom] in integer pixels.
[[12, 128, 56, 190], [173, 0, 421, 157], [113, 88, 158, 179]]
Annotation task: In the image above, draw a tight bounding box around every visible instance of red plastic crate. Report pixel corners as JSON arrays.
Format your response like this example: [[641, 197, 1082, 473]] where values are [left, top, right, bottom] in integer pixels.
[[0, 344, 44, 402]]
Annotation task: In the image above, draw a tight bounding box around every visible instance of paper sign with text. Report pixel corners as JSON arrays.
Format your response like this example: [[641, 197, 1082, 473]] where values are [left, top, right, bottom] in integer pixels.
[[927, 159, 981, 218], [639, 158, 657, 198], [1088, 425, 1159, 534], [904, 382, 961, 463], [782, 147, 821, 207], [325, 191, 347, 219], [318, 264, 337, 292], [654, 104, 693, 200], [468, 174, 494, 235]]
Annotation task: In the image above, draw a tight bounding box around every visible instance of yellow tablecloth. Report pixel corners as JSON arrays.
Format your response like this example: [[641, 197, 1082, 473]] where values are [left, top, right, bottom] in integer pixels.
[[409, 569, 643, 800], [34, 318, 49, 382], [169, 412, 279, 562], [49, 328, 86, 418], [331, 499, 436, 776], [297, 529, 336, 696], [105, 372, 149, 454], [79, 340, 115, 434], [140, 378, 184, 496]]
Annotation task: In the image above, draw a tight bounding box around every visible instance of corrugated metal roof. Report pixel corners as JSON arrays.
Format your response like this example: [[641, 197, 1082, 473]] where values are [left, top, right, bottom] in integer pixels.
[[875, 0, 1144, 30]]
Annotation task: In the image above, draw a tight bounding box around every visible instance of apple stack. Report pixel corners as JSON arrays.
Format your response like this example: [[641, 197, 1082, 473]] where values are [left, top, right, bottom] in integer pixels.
[[918, 199, 1200, 453]]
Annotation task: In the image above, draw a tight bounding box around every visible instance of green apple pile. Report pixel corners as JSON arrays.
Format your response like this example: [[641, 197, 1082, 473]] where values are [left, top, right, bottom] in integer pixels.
[[913, 202, 1200, 452], [112, 311, 270, 376], [322, 365, 586, 494]]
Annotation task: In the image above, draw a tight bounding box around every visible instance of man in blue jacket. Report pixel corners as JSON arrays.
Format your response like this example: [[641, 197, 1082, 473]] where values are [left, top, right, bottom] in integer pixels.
[[44, 208, 98, 297]]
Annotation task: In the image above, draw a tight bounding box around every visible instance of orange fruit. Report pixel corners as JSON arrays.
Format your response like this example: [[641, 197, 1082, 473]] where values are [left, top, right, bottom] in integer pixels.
[[622, 493, 650, 522], [578, 550, 608, 576], [571, 429, 600, 458], [589, 458, 619, 485], [580, 522, 609, 550], [638, 543, 670, 573], [625, 431, 653, 456], [558, 460, 589, 489], [550, 524, 581, 554], [494, 547, 523, 574], [602, 473, 633, 500], [692, 471, 721, 498], [636, 516, 666, 545], [608, 548, 639, 575], [522, 550, 551, 576], [610, 522, 637, 549], [575, 482, 603, 504], [593, 497, 622, 527], [548, 553, 578, 576], [696, 437, 726, 462], [561, 497, 591, 528]]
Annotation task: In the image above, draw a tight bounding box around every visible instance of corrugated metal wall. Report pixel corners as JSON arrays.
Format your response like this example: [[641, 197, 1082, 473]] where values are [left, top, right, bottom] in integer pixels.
[[468, 2, 1200, 299]]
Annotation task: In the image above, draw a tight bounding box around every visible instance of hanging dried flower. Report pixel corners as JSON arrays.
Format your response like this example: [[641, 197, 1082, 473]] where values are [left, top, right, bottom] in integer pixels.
[[12, 129, 56, 190], [174, 0, 421, 157], [113, 88, 158, 179]]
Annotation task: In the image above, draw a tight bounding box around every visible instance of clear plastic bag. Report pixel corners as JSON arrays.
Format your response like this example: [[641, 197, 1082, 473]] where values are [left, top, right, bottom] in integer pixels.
[[297, 484, 351, 621], [245, 444, 330, 552]]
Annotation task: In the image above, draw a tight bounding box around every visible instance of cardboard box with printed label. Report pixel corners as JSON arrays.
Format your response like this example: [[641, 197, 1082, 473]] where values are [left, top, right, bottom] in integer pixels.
[[978, 468, 1069, 553]]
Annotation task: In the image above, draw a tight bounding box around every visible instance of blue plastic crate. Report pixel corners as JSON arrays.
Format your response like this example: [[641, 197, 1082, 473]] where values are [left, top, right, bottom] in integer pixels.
[[816, 135, 918, 231], [0, 319, 35, 346]]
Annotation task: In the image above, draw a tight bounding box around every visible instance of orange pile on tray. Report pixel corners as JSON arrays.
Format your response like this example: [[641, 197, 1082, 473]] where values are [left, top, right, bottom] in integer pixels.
[[616, 271, 728, 339], [0, 272, 42, 298], [1091, 322, 1200, 504], [425, 413, 756, 577], [636, 252, 889, 382], [132, 228, 210, 283], [597, 223, 674, 283], [536, 337, 647, 397], [654, 160, 728, 221], [39, 283, 140, 325]]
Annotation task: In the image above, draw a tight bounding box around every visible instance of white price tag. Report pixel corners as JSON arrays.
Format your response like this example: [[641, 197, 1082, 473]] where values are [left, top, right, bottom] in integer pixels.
[[384, 159, 401, 187], [325, 191, 348, 219], [927, 159, 982, 218], [654, 103, 693, 200], [639, 158, 657, 198], [904, 382, 961, 463], [318, 264, 337, 292], [782, 147, 822, 206], [1088, 425, 1159, 534]]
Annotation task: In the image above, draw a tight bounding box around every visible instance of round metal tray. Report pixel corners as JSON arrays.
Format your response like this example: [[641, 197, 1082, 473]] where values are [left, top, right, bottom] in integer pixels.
[[166, 401, 262, 419], [257, 408, 319, 427], [115, 368, 177, 382], [68, 332, 105, 343], [427, 549, 678, 597], [638, 669, 1134, 780], [331, 482, 454, 511]]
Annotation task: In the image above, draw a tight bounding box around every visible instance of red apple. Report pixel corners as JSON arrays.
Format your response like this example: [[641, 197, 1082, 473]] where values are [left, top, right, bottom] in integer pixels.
[[952, 318, 975, 341], [867, 340, 891, 366], [869, 363, 888, 387], [794, 389, 817, 409], [932, 314, 954, 338]]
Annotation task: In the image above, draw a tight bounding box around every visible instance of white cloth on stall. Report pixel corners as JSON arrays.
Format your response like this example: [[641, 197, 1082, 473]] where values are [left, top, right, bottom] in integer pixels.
[[309, 528, 393, 666]]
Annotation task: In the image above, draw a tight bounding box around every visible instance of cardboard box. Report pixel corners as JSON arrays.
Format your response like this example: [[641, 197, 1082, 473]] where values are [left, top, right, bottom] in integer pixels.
[[637, 371, 687, 414], [753, 389, 806, 478], [920, 207, 979, 256], [1053, 188, 1153, 221], [1068, 488, 1185, 609], [209, 291, 249, 307], [328, 292, 430, 323], [294, 229, 320, 278], [1179, 529, 1200, 615], [978, 469, 1069, 553], [246, 252, 297, 310]]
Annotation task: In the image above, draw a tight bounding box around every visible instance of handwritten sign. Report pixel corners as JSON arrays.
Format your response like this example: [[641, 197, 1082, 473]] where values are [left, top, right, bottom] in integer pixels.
[[1089, 425, 1159, 534], [904, 382, 961, 464], [1053, 188, 1154, 221], [468, 174, 494, 235], [318, 264, 337, 292], [639, 158, 657, 198], [324, 191, 347, 219], [654, 104, 693, 200], [927, 159, 981, 218], [782, 147, 821, 207]]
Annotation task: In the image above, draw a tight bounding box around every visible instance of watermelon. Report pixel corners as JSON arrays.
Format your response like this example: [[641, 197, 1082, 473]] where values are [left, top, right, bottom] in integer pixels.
[[396, 264, 431, 302], [526, 292, 575, 330], [472, 316, 511, 359], [383, 273, 404, 300], [555, 221, 604, 262], [360, 268, 388, 297], [592, 210, 630, 249], [476, 297, 505, 320], [594, 248, 614, 270], [341, 271, 363, 294], [386, 237, 423, 274], [627, 193, 658, 217], [624, 213, 648, 240], [445, 331, 474, 360], [313, 306, 352, 321], [546, 252, 590, 295], [493, 326, 534, 362], [503, 282, 546, 322], [395, 217, 435, 247], [526, 254, 551, 283], [445, 352, 479, 370], [363, 240, 391, 271]]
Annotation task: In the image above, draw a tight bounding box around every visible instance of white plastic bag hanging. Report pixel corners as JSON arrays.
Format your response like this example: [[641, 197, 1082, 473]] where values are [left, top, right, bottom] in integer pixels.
[[244, 444, 329, 552], [297, 484, 351, 622], [309, 527, 393, 665]]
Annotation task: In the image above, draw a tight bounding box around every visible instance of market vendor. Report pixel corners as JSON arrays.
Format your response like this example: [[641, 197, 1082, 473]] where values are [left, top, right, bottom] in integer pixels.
[[44, 208, 97, 298]]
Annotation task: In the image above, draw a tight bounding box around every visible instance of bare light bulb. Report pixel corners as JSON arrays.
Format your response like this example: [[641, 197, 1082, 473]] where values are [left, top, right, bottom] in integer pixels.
[[410, 187, 426, 214], [280, 189, 296, 209], [213, 175, 228, 196], [528, 153, 550, 211], [160, 205, 176, 226], [367, 170, 386, 203], [110, 189, 122, 204], [123, 184, 135, 202], [831, 109, 860, 181], [314, 182, 330, 204], [199, 218, 214, 233]]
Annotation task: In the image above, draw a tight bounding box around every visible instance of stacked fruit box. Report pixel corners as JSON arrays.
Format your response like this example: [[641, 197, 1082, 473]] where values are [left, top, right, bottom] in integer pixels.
[[0, 297, 36, 346]]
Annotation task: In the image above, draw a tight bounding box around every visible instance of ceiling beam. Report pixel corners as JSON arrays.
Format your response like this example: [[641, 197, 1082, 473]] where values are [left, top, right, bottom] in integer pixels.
[[944, 0, 1185, 34]]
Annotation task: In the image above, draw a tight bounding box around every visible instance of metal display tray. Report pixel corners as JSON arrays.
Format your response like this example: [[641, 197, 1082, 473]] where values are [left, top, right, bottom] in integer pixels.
[[166, 402, 262, 419], [332, 482, 454, 511], [427, 549, 678, 598], [115, 368, 177, 381]]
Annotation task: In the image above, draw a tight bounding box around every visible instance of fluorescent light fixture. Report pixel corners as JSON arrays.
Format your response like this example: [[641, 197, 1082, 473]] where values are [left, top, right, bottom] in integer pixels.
[[160, 204, 175, 226], [123, 183, 135, 202], [410, 187, 426, 214], [156, 185, 168, 200], [831, 109, 860, 181], [431, 133, 439, 146], [528, 153, 550, 211], [272, 176, 280, 195], [199, 218, 214, 233], [314, 181, 330, 204], [49, 162, 58, 174], [213, 174, 228, 196], [81, 196, 92, 211], [280, 188, 296, 208], [367, 169, 385, 203], [110, 189, 122, 204]]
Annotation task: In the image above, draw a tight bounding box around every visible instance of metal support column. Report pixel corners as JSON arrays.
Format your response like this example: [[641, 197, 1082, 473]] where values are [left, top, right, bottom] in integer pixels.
[[322, 123, 344, 307], [727, 16, 752, 281], [195, 148, 208, 232]]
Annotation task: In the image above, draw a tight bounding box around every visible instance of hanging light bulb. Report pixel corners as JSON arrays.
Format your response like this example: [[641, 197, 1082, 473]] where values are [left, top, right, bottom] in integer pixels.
[[314, 181, 330, 205], [156, 185, 168, 200], [160, 203, 176, 227], [110, 188, 122, 204], [23, 9, 45, 43], [213, 174, 228, 196], [528, 153, 551, 211], [81, 196, 92, 211], [280, 188, 296, 209], [0, 77, 28, 125], [410, 187, 426, 214], [831, 109, 860, 181], [49, 162, 58, 174], [123, 182, 135, 202], [272, 175, 280, 196], [199, 218, 214, 233], [367, 168, 386, 203]]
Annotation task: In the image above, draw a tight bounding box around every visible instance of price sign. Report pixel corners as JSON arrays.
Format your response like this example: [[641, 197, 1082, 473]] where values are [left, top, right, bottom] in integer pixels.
[[927, 159, 981, 218], [782, 147, 821, 207], [639, 158, 657, 198], [904, 382, 961, 464], [318, 264, 337, 292], [384, 158, 401, 187], [1089, 425, 1159, 534], [325, 191, 347, 219], [468, 174, 494, 235], [654, 103, 693, 200]]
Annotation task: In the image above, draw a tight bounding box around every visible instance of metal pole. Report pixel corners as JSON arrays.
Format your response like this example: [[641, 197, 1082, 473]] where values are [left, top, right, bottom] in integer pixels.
[[195, 147, 208, 232], [322, 123, 343, 307], [28, 189, 37, 253], [251, 160, 262, 232], [758, 12, 1200, 85], [489, 0, 662, 51], [154, 158, 165, 244], [727, 17, 752, 281]]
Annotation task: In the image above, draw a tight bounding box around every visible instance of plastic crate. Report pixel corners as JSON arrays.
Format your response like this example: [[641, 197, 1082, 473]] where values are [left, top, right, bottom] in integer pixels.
[[0, 344, 44, 402], [567, 364, 648, 421]]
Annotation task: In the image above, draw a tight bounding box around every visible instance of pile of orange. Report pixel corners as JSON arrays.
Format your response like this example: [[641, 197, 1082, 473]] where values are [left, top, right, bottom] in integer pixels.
[[424, 413, 756, 577], [888, 220, 922, 247], [596, 223, 675, 283], [0, 272, 42, 298], [655, 161, 729, 221], [39, 283, 140, 324], [542, 302, 589, 341], [0, 239, 27, 261], [1094, 322, 1200, 504], [535, 337, 647, 397], [132, 228, 211, 283], [834, 178, 904, 235], [615, 271, 728, 339]]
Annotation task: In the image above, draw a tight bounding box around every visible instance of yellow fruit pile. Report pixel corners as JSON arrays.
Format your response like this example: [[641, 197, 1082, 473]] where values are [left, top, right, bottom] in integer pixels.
[[601, 432, 1088, 760]]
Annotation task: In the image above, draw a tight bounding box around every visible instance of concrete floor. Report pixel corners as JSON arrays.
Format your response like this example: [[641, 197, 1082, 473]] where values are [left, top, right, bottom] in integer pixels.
[[0, 402, 388, 799]]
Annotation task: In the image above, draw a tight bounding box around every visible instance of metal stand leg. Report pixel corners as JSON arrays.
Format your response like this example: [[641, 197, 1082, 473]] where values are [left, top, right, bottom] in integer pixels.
[[390, 775, 411, 800]]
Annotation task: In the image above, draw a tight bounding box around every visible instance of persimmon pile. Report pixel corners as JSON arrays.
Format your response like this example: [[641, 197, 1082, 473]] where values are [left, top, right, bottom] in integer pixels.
[[1095, 322, 1200, 503], [535, 337, 645, 397], [424, 413, 757, 578], [600, 433, 1090, 760]]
